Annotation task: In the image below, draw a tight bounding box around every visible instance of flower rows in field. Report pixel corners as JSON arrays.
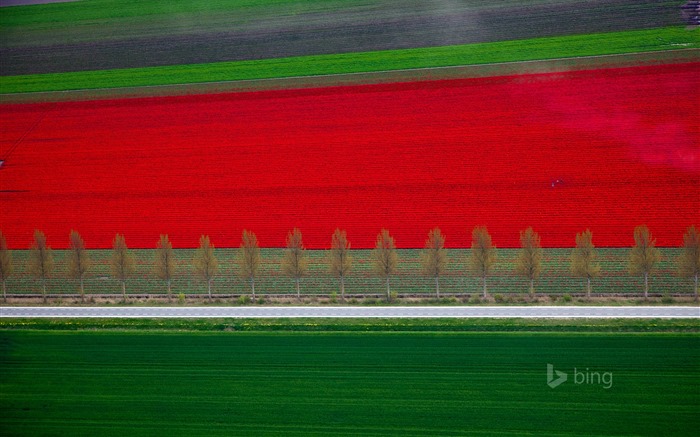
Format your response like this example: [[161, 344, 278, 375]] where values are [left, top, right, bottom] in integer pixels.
[[1, 64, 698, 250]]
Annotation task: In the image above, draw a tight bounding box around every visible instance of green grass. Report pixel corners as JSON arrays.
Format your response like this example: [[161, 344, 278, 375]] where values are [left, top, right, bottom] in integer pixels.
[[1, 317, 698, 333], [1, 26, 697, 94], [3, 248, 696, 298], [1, 330, 698, 436]]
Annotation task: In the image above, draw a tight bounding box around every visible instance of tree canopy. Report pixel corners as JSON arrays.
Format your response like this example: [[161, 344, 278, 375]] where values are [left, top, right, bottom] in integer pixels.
[[516, 227, 541, 294]]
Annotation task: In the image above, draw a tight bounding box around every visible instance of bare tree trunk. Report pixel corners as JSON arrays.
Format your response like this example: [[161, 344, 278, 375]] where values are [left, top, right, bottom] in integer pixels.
[[529, 278, 534, 295], [3, 280, 6, 302], [482, 274, 487, 298], [340, 275, 345, 300], [80, 277, 85, 302], [167, 279, 172, 301], [121, 280, 126, 301], [386, 277, 390, 301], [435, 276, 440, 299], [42, 278, 47, 303], [586, 277, 591, 299], [694, 274, 698, 302], [296, 278, 300, 299], [207, 279, 212, 300], [644, 272, 648, 299], [251, 277, 256, 300]]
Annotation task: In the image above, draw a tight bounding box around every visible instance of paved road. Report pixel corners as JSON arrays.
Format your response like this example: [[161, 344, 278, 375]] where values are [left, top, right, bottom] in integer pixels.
[[1, 306, 698, 318]]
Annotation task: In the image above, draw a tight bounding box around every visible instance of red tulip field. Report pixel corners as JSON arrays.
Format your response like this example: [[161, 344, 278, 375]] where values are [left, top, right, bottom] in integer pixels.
[[1, 63, 698, 249]]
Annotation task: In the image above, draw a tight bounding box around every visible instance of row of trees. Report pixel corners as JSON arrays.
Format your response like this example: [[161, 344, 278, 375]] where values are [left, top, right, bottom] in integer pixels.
[[0, 226, 698, 302]]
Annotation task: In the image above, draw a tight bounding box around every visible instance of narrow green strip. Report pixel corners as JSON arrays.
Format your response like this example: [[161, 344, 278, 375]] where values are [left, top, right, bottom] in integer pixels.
[[1, 317, 698, 332]]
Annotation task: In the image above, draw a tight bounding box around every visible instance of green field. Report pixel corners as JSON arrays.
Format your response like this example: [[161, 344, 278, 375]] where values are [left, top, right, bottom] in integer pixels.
[[1, 328, 698, 436], [0, 0, 679, 44], [1, 26, 697, 94], [1, 0, 687, 76], [3, 248, 695, 299]]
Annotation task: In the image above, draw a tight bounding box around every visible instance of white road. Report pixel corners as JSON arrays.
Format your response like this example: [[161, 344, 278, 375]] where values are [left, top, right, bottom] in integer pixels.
[[1, 306, 698, 318]]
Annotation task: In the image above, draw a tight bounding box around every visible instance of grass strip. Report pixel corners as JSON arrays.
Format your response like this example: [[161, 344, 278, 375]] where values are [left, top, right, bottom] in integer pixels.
[[1, 317, 698, 332]]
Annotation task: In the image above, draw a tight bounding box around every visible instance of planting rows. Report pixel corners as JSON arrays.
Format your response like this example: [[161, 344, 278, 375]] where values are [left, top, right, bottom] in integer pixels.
[[1, 0, 684, 75], [3, 248, 693, 297], [1, 331, 698, 436], [1, 63, 698, 250]]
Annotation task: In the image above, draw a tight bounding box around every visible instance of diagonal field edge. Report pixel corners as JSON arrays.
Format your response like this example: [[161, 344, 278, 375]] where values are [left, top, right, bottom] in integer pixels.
[[2, 49, 698, 103], [1, 306, 698, 318]]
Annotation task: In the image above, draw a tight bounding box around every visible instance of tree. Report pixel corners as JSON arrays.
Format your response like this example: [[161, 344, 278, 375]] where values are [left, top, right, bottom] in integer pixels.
[[154, 234, 176, 301], [0, 231, 13, 302], [67, 230, 91, 302], [570, 229, 601, 299], [420, 227, 448, 298], [373, 229, 398, 301], [678, 225, 700, 301], [516, 227, 542, 295], [239, 230, 261, 299], [28, 230, 54, 303], [193, 235, 218, 299], [629, 225, 661, 299], [329, 229, 352, 300], [470, 226, 497, 298], [111, 234, 135, 301], [281, 228, 308, 298]]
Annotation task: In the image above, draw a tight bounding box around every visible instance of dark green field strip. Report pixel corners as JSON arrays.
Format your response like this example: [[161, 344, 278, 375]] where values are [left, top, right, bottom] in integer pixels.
[[1, 26, 697, 95], [1, 318, 698, 333], [2, 248, 695, 297], [1, 331, 698, 436], [0, 0, 684, 75]]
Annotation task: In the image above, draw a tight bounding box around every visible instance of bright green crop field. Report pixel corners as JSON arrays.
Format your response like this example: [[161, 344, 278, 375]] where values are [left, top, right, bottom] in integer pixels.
[[2, 26, 697, 94], [1, 329, 698, 436]]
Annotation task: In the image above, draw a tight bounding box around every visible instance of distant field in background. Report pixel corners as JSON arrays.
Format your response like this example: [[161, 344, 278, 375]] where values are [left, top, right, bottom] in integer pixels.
[[1, 330, 697, 436], [2, 27, 697, 94], [3, 248, 694, 297], [0, 0, 685, 75]]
